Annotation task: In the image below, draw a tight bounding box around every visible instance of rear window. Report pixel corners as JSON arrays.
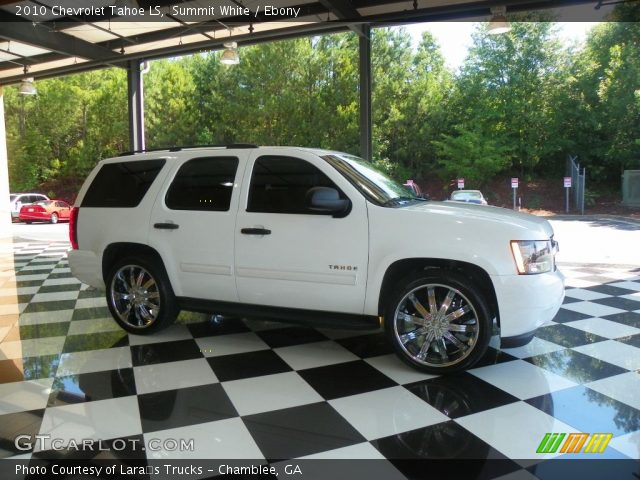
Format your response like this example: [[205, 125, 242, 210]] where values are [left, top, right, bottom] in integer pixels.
[[82, 159, 165, 208]]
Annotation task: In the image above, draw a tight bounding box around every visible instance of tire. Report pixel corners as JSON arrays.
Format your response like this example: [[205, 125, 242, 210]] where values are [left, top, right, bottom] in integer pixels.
[[106, 256, 178, 334], [25, 221, 32, 224], [384, 270, 492, 374], [50, 213, 58, 224]]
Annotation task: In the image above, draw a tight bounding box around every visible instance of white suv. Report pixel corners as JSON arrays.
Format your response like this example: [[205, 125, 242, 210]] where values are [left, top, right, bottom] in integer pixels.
[[68, 145, 564, 373]]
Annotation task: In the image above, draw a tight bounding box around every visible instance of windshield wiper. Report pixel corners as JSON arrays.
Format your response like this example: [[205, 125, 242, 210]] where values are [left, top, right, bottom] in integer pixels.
[[383, 196, 427, 207]]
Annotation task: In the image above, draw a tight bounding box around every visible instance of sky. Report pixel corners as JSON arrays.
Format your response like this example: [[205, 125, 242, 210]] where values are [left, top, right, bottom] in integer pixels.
[[400, 3, 615, 71], [404, 22, 599, 71]]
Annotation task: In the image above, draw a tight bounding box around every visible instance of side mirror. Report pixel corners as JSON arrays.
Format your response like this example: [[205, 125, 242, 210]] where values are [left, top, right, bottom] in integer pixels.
[[306, 187, 350, 217]]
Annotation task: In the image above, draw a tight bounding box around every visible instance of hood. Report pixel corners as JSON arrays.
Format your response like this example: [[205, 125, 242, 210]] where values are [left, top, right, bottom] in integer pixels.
[[403, 200, 554, 239]]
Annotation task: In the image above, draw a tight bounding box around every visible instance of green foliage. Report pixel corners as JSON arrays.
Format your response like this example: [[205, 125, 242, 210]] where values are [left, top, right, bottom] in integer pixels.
[[433, 126, 512, 187], [552, 3, 640, 183], [451, 15, 565, 177], [5, 69, 128, 190], [584, 189, 601, 207]]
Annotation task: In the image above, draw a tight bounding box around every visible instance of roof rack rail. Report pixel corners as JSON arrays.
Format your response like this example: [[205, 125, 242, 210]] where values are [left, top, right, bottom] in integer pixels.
[[117, 144, 259, 157]]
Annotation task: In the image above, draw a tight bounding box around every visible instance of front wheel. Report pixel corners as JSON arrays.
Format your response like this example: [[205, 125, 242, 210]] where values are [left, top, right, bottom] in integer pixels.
[[106, 256, 178, 334], [50, 213, 59, 224], [384, 270, 492, 374]]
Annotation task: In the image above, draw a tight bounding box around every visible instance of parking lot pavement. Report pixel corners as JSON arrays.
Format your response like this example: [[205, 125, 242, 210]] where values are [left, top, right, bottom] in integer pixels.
[[549, 218, 640, 266], [9, 222, 69, 243]]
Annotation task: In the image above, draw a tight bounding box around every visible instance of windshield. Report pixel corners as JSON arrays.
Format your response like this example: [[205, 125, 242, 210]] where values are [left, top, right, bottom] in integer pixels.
[[452, 191, 482, 201], [322, 153, 423, 207]]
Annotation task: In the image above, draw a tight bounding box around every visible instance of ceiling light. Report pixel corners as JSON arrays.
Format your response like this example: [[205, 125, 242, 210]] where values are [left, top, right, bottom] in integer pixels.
[[220, 41, 239, 65], [18, 66, 36, 95], [488, 6, 511, 35], [19, 78, 37, 95]]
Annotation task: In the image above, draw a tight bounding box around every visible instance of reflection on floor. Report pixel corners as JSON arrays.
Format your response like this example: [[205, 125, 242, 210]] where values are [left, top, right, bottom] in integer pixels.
[[1, 240, 639, 478]]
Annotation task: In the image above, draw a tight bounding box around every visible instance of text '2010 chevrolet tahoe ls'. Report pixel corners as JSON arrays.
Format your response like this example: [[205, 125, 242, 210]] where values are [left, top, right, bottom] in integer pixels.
[[68, 145, 564, 374]]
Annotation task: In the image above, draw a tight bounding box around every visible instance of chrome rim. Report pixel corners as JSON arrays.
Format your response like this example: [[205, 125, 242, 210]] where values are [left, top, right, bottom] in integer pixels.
[[393, 283, 480, 368], [50, 213, 58, 224], [109, 265, 161, 329]]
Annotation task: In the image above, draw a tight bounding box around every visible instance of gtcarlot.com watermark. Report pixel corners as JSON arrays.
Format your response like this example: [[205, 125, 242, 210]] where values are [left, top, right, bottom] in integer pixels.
[[14, 434, 194, 452]]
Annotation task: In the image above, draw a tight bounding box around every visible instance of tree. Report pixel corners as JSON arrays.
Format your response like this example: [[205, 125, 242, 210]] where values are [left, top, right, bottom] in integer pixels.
[[562, 3, 640, 181], [450, 15, 565, 177], [387, 30, 453, 178], [433, 126, 511, 187], [145, 58, 198, 148]]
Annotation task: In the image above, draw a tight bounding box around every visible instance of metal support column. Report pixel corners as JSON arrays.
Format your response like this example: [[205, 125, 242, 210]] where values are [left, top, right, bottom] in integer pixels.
[[359, 25, 372, 161], [0, 87, 12, 237], [127, 60, 145, 152]]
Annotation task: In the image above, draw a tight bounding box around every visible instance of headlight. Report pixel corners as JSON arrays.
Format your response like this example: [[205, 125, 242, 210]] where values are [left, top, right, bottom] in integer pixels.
[[510, 240, 556, 274]]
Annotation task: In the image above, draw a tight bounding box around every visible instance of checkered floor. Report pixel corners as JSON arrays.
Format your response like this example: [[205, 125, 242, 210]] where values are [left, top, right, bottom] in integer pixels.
[[1, 240, 639, 477]]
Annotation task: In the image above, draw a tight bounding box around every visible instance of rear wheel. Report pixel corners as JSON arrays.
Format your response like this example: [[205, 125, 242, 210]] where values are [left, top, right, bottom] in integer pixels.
[[106, 256, 178, 334], [50, 213, 59, 224], [384, 270, 492, 374]]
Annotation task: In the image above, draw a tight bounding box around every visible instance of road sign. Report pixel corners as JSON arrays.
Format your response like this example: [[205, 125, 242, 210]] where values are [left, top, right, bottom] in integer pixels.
[[564, 177, 572, 188], [457, 178, 464, 189], [511, 177, 519, 188]]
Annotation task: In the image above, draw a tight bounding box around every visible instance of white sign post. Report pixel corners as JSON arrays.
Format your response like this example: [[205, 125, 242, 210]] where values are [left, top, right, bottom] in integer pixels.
[[564, 176, 572, 213], [511, 178, 518, 210], [457, 178, 464, 189]]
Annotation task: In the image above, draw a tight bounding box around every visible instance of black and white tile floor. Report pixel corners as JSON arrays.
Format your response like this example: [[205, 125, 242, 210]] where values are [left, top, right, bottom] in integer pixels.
[[1, 240, 639, 478]]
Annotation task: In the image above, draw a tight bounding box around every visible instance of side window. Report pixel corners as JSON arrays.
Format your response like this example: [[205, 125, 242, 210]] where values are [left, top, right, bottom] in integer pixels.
[[82, 159, 165, 208], [247, 156, 343, 214], [166, 156, 238, 212]]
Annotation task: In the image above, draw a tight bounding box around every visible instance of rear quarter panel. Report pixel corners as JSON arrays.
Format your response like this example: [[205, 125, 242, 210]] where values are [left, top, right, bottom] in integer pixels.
[[73, 155, 174, 275]]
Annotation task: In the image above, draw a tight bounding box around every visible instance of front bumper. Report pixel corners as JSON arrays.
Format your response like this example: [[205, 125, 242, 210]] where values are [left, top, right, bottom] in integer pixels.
[[491, 268, 565, 341]]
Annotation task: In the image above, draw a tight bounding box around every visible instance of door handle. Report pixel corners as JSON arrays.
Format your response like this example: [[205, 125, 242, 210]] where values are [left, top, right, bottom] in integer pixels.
[[241, 227, 271, 235], [154, 222, 179, 230]]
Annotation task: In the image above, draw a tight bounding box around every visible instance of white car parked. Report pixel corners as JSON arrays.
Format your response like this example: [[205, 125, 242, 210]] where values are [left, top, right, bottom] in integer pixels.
[[450, 189, 488, 205], [68, 146, 564, 373]]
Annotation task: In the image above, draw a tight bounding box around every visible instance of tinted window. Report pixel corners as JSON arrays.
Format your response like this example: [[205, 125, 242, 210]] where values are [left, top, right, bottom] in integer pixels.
[[166, 157, 238, 211], [247, 156, 342, 214], [82, 159, 165, 208]]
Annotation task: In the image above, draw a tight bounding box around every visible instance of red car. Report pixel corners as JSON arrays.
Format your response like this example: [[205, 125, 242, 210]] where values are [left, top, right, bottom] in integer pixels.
[[19, 200, 72, 224]]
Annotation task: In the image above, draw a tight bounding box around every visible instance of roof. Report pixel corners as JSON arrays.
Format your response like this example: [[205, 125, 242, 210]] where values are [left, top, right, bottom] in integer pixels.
[[0, 0, 607, 86]]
